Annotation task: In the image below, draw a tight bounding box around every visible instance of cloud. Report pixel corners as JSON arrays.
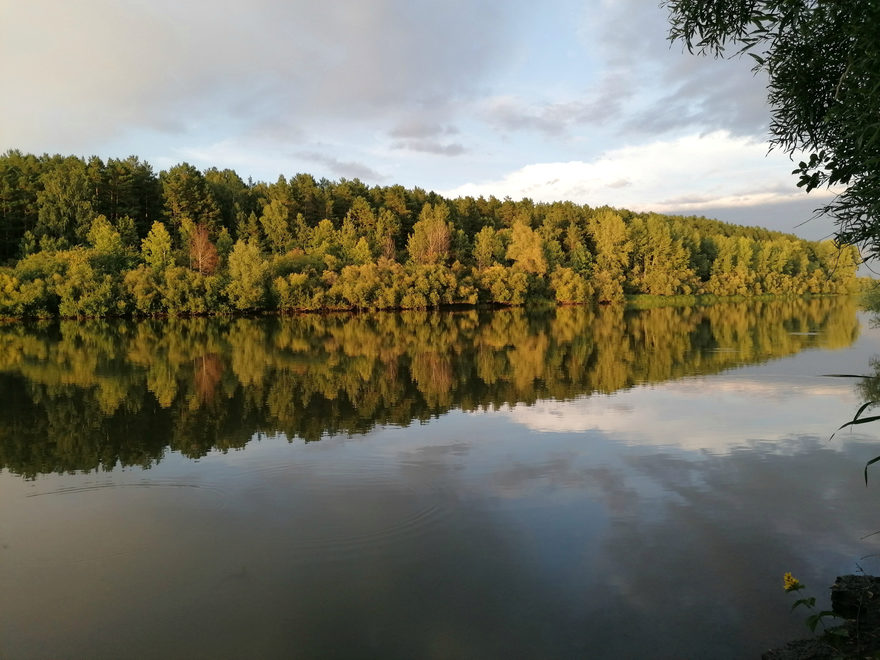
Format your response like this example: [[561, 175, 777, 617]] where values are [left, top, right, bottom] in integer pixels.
[[296, 152, 385, 182], [465, 0, 769, 144], [391, 140, 467, 156], [680, 198, 841, 241], [590, 0, 771, 137], [621, 62, 771, 138], [0, 0, 524, 152], [172, 139, 384, 182], [484, 97, 577, 136], [442, 131, 835, 212], [389, 121, 459, 140], [387, 120, 466, 155], [482, 74, 631, 137]]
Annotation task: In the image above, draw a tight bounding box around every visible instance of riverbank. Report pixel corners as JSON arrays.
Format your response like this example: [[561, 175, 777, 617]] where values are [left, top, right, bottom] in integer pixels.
[[0, 287, 865, 323], [764, 575, 880, 659]]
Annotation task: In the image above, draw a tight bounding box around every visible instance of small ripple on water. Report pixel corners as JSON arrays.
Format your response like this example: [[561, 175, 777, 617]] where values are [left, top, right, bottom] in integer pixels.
[[234, 451, 400, 486], [18, 449, 452, 568], [25, 478, 227, 498], [290, 500, 451, 561]]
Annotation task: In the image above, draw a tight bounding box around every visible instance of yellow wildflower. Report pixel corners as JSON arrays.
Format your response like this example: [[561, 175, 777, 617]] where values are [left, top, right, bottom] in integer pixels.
[[783, 572, 802, 592]]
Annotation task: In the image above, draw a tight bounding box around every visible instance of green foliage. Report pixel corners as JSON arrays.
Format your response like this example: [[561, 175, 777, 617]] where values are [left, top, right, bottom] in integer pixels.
[[476, 265, 530, 305], [345, 196, 377, 237], [0, 151, 863, 318], [160, 163, 221, 232], [473, 226, 505, 269], [8, 250, 68, 316], [308, 218, 341, 262], [35, 155, 96, 248], [274, 271, 320, 311], [159, 266, 226, 314], [259, 198, 292, 254], [216, 227, 234, 260], [0, 150, 42, 261], [204, 167, 254, 232], [401, 264, 460, 309], [226, 240, 269, 311], [87, 215, 129, 272], [56, 249, 122, 318], [665, 0, 880, 260], [588, 209, 631, 303], [329, 263, 387, 310], [372, 208, 398, 260], [628, 215, 696, 295], [782, 573, 840, 634], [407, 203, 452, 265], [141, 222, 174, 271], [237, 211, 261, 244], [506, 221, 548, 275], [123, 265, 162, 315], [550, 266, 593, 303], [272, 251, 325, 278]]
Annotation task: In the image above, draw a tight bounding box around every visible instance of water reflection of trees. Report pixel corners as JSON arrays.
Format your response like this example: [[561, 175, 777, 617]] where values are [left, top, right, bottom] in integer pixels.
[[0, 297, 859, 477]]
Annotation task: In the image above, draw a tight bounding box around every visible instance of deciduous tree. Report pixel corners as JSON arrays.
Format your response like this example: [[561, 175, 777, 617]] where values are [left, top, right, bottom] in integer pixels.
[[665, 0, 880, 258], [189, 224, 219, 275]]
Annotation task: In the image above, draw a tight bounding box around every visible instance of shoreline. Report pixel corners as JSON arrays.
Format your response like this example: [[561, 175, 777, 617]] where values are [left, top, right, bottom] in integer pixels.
[[0, 291, 859, 323]]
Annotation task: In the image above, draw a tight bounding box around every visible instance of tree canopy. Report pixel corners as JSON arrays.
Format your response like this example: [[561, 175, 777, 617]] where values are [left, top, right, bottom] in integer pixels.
[[664, 0, 880, 259], [0, 150, 861, 319]]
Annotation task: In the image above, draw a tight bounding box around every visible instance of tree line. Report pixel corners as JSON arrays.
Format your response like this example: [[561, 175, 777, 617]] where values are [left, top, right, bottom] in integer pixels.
[[0, 298, 858, 477], [0, 150, 861, 318]]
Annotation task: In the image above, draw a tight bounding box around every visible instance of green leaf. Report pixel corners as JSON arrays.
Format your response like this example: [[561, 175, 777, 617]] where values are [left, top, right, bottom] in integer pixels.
[[832, 415, 880, 441], [804, 611, 836, 633], [852, 400, 879, 422], [866, 455, 880, 485], [792, 596, 815, 611]]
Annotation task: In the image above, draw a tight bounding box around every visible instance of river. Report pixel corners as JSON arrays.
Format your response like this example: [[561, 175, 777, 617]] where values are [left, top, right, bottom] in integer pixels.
[[2, 298, 880, 658]]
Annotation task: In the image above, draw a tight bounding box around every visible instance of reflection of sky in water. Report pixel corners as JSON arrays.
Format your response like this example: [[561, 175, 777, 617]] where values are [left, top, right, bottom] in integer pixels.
[[4, 313, 880, 658], [499, 311, 880, 453]]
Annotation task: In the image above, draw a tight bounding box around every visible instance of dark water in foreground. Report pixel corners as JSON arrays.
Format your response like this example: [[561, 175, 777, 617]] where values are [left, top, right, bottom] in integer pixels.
[[3, 299, 880, 658]]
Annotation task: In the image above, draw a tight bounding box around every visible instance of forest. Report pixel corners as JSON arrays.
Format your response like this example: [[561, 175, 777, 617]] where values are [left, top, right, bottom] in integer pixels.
[[0, 150, 862, 319], [0, 298, 858, 477]]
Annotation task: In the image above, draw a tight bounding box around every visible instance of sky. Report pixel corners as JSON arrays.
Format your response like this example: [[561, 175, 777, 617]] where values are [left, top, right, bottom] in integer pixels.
[[0, 0, 841, 241]]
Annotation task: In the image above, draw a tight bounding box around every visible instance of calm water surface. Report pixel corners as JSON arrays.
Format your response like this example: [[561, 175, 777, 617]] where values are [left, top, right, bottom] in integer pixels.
[[3, 299, 880, 658]]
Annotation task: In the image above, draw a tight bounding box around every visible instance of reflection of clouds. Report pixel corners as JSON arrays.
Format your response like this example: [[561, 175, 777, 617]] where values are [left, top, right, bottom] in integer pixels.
[[490, 454, 585, 498], [584, 439, 880, 654], [486, 376, 880, 453], [8, 410, 880, 657]]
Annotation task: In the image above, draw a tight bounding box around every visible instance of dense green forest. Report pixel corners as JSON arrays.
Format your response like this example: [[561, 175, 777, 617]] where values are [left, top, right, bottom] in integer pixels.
[[0, 150, 861, 318], [0, 299, 858, 477]]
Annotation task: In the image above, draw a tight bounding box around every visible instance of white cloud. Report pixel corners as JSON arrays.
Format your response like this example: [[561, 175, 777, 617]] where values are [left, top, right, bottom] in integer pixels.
[[391, 140, 467, 157], [0, 0, 524, 153], [442, 131, 835, 212], [482, 83, 626, 136], [589, 0, 771, 138]]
